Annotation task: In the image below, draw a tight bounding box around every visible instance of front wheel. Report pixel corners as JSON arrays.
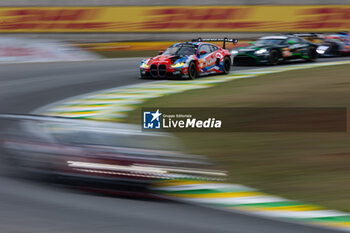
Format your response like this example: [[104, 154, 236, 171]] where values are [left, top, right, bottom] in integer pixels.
[[139, 71, 147, 79], [222, 57, 231, 74], [188, 62, 197, 80], [329, 45, 340, 57], [306, 47, 318, 62], [268, 50, 279, 65]]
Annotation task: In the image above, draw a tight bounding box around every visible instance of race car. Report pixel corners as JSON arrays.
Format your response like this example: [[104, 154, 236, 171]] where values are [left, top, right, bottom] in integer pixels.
[[288, 33, 350, 57], [231, 35, 318, 65], [316, 32, 350, 56], [140, 38, 237, 79]]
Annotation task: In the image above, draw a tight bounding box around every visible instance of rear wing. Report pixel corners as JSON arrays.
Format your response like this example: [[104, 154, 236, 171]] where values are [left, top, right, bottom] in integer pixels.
[[192, 37, 238, 49]]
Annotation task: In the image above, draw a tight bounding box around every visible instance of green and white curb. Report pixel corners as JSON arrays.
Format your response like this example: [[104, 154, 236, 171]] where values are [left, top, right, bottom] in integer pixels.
[[152, 180, 350, 231], [36, 60, 350, 231]]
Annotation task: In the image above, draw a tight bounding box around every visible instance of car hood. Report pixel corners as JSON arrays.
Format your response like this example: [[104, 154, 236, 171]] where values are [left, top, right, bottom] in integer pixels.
[[149, 55, 188, 64], [236, 45, 272, 51]]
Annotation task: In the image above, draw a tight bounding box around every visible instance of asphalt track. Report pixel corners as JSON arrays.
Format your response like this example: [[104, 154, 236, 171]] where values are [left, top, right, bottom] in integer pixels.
[[0, 57, 349, 233]]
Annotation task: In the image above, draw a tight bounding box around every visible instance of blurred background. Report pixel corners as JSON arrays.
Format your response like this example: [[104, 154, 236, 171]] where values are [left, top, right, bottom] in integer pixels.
[[0, 0, 349, 58]]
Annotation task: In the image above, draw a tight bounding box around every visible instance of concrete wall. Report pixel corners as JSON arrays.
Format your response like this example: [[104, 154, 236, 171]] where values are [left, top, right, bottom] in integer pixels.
[[0, 0, 348, 6]]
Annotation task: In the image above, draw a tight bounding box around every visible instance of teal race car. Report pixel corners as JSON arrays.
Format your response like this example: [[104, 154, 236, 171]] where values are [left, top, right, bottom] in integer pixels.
[[231, 35, 318, 65]]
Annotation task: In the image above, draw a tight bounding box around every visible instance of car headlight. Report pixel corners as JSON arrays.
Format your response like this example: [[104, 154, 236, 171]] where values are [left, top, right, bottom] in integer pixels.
[[316, 49, 325, 54], [255, 48, 268, 55], [316, 46, 328, 54], [140, 63, 149, 68], [231, 50, 239, 55], [170, 62, 185, 68]]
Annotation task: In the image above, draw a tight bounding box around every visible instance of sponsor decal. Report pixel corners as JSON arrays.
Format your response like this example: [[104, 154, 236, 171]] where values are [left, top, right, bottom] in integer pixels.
[[0, 6, 349, 32], [282, 48, 292, 57]]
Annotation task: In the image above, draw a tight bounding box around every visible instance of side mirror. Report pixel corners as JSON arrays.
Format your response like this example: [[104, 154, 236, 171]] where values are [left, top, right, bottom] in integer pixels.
[[287, 40, 296, 44], [249, 41, 255, 45], [199, 50, 207, 56], [158, 50, 164, 55]]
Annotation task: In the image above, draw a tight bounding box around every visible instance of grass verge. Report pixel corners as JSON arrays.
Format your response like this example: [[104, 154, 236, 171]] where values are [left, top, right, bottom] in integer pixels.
[[126, 64, 350, 212]]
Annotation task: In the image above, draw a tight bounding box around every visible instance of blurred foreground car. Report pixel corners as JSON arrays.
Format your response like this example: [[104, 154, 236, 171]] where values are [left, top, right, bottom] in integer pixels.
[[231, 35, 318, 65], [140, 38, 237, 79], [0, 114, 226, 196]]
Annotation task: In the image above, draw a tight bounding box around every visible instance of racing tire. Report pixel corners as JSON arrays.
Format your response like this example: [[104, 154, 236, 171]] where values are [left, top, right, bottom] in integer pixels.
[[222, 56, 231, 74], [188, 62, 197, 80], [268, 50, 279, 65], [306, 47, 318, 62], [329, 44, 341, 57]]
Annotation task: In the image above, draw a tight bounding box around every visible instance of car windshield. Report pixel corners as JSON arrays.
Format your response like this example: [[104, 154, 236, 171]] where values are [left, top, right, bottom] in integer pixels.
[[163, 45, 196, 56], [255, 39, 285, 45]]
